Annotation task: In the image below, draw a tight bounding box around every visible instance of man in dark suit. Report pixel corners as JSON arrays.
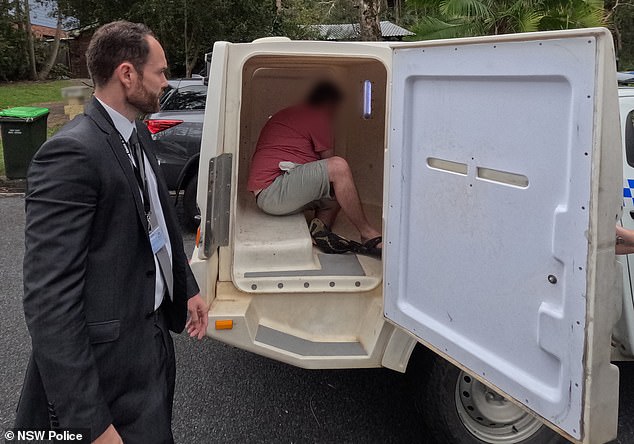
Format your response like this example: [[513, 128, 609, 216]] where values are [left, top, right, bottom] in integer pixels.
[[15, 21, 208, 444]]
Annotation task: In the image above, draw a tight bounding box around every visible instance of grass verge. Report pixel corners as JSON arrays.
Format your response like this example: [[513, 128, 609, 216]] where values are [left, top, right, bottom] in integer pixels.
[[0, 80, 81, 110]]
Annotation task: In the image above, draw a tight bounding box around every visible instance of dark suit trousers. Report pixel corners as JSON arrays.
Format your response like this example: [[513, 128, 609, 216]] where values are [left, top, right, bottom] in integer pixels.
[[16, 305, 176, 444], [116, 306, 176, 444]]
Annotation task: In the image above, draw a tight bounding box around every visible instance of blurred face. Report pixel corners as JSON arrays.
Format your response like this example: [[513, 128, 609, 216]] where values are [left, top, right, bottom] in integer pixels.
[[127, 36, 168, 114]]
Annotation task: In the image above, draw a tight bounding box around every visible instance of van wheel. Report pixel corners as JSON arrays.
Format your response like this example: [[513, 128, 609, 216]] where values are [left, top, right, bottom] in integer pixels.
[[183, 174, 200, 232], [411, 351, 566, 444]]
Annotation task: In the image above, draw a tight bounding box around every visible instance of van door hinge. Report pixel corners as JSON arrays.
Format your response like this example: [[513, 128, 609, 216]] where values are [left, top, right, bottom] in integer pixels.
[[204, 153, 232, 257]]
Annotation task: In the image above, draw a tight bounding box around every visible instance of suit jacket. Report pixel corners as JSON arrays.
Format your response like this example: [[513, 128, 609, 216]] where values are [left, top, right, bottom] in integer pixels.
[[15, 98, 200, 439]]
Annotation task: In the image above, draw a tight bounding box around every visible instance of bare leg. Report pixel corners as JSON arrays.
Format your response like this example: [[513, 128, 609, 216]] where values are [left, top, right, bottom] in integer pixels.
[[315, 201, 340, 229], [326, 156, 381, 244]]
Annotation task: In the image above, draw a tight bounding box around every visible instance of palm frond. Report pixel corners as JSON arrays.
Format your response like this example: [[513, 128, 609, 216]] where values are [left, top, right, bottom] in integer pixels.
[[409, 15, 482, 39], [439, 0, 492, 19], [540, 0, 605, 29], [503, 11, 542, 32], [505, 2, 545, 33]]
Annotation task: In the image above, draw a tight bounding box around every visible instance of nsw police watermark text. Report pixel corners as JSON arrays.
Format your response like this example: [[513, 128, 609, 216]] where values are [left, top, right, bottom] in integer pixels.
[[4, 429, 90, 443]]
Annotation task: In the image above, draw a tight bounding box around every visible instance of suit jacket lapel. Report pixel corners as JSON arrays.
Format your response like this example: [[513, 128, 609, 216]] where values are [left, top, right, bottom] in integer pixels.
[[85, 99, 149, 233]]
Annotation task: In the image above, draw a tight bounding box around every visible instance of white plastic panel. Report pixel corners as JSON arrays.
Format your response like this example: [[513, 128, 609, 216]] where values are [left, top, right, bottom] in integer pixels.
[[385, 36, 598, 440]]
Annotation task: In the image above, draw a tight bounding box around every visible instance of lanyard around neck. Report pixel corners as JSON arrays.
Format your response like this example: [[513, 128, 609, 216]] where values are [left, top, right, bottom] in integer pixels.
[[120, 133, 151, 222]]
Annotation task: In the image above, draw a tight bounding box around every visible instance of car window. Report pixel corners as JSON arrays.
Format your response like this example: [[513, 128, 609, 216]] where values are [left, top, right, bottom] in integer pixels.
[[161, 85, 207, 111], [627, 110, 634, 168], [159, 86, 174, 106]]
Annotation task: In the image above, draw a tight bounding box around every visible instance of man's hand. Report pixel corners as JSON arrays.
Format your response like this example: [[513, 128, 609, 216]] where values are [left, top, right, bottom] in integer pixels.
[[186, 294, 209, 340], [616, 225, 634, 255], [93, 424, 122, 444]]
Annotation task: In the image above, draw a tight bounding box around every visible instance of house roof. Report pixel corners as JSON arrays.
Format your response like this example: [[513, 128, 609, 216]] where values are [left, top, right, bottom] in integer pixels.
[[29, 1, 76, 31], [310, 20, 414, 40]]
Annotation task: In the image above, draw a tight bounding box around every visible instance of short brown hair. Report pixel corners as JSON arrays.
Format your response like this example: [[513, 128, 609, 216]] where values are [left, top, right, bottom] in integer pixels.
[[307, 81, 343, 107], [86, 21, 155, 87]]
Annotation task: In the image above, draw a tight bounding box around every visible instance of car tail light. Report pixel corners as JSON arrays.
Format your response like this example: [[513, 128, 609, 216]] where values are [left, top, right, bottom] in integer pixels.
[[144, 119, 183, 134]]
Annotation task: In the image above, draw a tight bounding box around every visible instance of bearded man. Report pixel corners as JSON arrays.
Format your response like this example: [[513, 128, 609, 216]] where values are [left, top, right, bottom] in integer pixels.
[[15, 21, 208, 444]]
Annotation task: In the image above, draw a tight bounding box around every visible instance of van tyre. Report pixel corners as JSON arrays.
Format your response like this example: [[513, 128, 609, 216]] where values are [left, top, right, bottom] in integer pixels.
[[411, 351, 566, 444], [183, 174, 200, 232]]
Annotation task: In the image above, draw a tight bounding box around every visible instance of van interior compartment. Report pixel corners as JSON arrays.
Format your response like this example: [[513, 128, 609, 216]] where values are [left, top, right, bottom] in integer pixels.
[[233, 55, 387, 293]]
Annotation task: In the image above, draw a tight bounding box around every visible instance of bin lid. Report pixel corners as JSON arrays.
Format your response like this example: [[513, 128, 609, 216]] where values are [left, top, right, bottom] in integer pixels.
[[0, 106, 49, 120]]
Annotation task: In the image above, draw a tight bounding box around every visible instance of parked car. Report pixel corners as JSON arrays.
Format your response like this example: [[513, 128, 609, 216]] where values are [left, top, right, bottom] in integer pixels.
[[145, 80, 206, 231], [159, 77, 205, 107], [618, 71, 634, 85]]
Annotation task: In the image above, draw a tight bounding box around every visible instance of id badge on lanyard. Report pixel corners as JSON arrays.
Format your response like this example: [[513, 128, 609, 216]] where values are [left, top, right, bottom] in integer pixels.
[[149, 225, 167, 254]]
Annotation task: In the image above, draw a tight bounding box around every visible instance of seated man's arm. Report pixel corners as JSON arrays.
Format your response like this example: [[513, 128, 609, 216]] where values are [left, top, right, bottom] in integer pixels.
[[320, 149, 334, 159], [311, 110, 334, 160]]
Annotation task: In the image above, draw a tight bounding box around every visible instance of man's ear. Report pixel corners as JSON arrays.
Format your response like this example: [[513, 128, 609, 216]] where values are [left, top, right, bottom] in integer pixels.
[[114, 62, 136, 89]]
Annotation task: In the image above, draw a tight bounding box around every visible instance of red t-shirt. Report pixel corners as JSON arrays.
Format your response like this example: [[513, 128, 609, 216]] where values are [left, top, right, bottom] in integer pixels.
[[247, 104, 333, 191]]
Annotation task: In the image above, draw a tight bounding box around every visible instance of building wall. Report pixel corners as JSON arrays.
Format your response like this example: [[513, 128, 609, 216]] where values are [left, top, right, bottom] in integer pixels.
[[31, 24, 68, 40]]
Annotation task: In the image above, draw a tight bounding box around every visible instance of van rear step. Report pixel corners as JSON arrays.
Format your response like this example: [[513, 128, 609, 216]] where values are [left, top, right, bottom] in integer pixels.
[[255, 325, 367, 356], [206, 283, 392, 369]]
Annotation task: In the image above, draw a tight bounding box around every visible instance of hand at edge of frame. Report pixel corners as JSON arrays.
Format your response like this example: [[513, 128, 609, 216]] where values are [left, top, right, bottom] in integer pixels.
[[186, 294, 209, 340], [93, 424, 123, 444]]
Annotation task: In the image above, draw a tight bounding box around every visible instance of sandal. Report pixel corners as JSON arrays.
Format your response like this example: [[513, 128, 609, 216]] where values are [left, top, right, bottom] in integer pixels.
[[356, 236, 382, 258], [309, 218, 361, 254]]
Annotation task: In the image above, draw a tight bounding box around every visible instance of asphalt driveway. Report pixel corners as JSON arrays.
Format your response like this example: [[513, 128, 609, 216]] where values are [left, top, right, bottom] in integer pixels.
[[2, 195, 634, 443]]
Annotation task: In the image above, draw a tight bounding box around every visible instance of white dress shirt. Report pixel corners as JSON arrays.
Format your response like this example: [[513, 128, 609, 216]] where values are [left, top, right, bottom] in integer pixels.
[[97, 98, 173, 310]]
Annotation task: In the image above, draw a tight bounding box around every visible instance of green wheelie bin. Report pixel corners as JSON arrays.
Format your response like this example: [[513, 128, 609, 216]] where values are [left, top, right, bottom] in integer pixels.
[[0, 106, 49, 179]]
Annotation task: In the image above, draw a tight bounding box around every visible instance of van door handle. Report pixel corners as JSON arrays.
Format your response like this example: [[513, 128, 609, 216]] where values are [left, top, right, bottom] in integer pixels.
[[630, 210, 634, 219]]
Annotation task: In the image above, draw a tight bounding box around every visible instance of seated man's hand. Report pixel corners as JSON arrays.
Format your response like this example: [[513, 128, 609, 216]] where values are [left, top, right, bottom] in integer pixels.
[[186, 294, 209, 340], [93, 424, 122, 444]]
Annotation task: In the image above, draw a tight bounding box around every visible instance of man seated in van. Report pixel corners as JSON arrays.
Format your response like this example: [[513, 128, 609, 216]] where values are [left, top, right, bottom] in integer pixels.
[[247, 81, 382, 257]]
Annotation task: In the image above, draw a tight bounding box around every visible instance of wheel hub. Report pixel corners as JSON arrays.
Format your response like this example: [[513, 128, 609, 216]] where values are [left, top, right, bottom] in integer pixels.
[[455, 371, 543, 443]]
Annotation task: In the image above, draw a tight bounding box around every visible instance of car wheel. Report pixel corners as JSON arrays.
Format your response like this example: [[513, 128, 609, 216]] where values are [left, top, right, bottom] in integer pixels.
[[183, 174, 200, 232], [409, 350, 566, 444]]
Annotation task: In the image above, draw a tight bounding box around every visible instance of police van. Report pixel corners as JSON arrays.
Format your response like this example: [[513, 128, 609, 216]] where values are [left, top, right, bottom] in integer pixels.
[[189, 27, 633, 443]]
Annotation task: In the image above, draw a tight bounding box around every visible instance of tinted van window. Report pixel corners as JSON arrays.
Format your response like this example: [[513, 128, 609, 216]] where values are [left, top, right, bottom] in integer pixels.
[[161, 85, 207, 111]]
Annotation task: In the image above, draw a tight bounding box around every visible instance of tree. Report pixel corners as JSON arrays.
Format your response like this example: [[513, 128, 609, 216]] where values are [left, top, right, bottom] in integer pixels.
[[61, 0, 284, 77], [274, 0, 360, 33], [49, 0, 389, 76], [605, 0, 634, 69], [0, 0, 29, 81], [407, 0, 606, 40], [37, 0, 64, 80], [23, 0, 37, 79], [356, 0, 383, 40]]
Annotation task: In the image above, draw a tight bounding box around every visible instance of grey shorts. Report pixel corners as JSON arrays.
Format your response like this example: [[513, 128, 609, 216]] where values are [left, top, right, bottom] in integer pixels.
[[256, 159, 337, 216]]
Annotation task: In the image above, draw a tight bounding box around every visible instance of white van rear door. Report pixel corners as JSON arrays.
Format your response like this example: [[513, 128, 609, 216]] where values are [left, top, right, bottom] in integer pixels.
[[384, 29, 621, 443]]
